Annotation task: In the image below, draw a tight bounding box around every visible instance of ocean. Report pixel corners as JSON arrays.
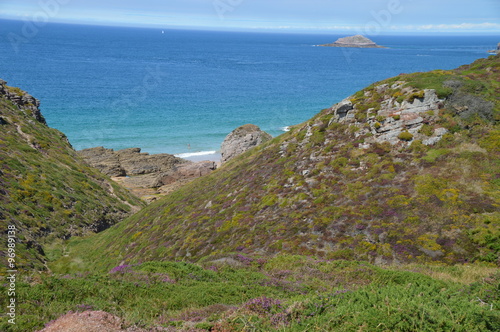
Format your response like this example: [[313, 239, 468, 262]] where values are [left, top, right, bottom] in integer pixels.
[[0, 19, 497, 159]]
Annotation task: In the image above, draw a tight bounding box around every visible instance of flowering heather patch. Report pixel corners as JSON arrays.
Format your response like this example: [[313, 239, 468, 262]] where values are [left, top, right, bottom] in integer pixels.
[[355, 223, 366, 230], [244, 296, 283, 315], [270, 312, 289, 327], [235, 254, 254, 265], [109, 264, 134, 274], [160, 274, 176, 284]]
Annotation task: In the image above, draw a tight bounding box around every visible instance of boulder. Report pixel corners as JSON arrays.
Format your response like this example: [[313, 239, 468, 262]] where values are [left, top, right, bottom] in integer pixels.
[[220, 124, 272, 163]]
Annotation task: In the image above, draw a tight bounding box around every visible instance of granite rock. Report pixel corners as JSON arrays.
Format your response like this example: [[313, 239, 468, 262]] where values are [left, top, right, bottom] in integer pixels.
[[221, 124, 272, 163]]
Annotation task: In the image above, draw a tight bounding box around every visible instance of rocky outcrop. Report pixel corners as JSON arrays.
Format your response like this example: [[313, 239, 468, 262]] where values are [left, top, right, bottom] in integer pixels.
[[78, 147, 186, 177], [328, 87, 447, 146], [79, 147, 216, 201], [319, 35, 386, 48], [0, 79, 46, 124], [221, 124, 272, 163]]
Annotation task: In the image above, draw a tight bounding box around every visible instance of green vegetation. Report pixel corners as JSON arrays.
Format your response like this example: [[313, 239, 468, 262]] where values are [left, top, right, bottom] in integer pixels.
[[398, 130, 414, 141], [0, 82, 143, 271], [1, 257, 498, 331], [2, 56, 499, 331], [54, 55, 500, 273], [401, 70, 455, 99]]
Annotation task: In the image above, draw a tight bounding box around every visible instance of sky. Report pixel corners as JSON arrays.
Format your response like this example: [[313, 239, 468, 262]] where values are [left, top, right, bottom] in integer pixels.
[[0, 0, 499, 34]]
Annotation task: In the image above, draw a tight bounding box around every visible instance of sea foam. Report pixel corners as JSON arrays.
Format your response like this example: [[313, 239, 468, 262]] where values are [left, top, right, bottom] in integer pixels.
[[174, 150, 218, 158]]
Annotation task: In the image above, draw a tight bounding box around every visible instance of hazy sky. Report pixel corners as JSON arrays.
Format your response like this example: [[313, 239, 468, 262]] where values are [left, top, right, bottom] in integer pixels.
[[1, 0, 499, 33]]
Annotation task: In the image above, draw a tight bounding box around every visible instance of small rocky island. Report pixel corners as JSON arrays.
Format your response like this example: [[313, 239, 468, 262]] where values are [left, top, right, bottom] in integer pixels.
[[319, 35, 386, 48]]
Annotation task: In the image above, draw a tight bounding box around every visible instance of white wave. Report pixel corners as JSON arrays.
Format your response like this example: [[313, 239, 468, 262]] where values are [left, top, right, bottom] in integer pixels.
[[174, 150, 218, 158], [280, 126, 291, 132]]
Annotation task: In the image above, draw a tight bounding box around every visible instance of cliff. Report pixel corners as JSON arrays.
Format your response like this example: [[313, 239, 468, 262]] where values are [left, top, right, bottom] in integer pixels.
[[319, 35, 386, 48], [0, 80, 144, 270], [66, 55, 499, 270]]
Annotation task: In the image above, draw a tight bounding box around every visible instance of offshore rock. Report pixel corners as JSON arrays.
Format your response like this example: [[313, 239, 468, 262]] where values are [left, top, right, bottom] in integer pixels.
[[319, 35, 386, 48], [221, 124, 272, 163]]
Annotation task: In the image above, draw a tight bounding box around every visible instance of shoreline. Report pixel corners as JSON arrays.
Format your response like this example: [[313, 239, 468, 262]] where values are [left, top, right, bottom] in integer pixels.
[[174, 150, 221, 162], [180, 152, 221, 163]]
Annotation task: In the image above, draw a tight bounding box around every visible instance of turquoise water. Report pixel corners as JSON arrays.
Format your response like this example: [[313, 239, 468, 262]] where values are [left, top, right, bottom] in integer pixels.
[[0, 20, 497, 157]]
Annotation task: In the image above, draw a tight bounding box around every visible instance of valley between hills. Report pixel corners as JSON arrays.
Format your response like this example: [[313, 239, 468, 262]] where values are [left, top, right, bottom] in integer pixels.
[[0, 55, 499, 331]]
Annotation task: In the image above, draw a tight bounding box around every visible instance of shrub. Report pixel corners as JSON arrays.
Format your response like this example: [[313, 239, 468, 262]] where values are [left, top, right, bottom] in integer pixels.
[[398, 131, 414, 141]]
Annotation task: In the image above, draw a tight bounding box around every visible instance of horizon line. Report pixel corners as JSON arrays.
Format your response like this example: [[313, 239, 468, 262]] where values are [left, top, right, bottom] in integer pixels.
[[1, 17, 500, 36]]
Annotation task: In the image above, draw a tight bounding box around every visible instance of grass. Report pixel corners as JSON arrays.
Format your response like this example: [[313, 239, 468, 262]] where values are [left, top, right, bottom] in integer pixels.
[[0, 82, 144, 271], [1, 257, 498, 331]]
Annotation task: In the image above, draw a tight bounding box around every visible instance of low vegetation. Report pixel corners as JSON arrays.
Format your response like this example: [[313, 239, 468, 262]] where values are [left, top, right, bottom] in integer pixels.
[[0, 82, 144, 270], [59, 55, 499, 272], [1, 256, 499, 331]]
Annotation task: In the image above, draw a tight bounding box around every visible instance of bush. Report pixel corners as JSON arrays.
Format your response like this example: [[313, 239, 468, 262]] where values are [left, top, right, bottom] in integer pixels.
[[398, 131, 414, 141]]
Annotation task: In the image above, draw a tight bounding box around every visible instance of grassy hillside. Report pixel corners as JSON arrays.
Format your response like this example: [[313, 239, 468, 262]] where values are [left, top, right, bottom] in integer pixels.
[[0, 80, 144, 271], [62, 55, 500, 272]]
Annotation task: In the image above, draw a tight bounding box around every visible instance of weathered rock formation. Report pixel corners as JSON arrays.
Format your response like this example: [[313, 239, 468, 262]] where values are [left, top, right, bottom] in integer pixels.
[[326, 86, 447, 146], [319, 35, 386, 48], [78, 147, 186, 177], [0, 79, 46, 124], [220, 124, 272, 163], [79, 147, 216, 201]]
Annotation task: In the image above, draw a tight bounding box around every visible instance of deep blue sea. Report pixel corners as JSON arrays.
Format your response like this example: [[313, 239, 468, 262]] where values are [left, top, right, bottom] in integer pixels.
[[0, 20, 497, 159]]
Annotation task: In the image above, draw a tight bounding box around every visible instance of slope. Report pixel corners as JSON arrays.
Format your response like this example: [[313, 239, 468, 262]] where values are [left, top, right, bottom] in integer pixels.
[[64, 55, 500, 271], [0, 80, 144, 270]]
